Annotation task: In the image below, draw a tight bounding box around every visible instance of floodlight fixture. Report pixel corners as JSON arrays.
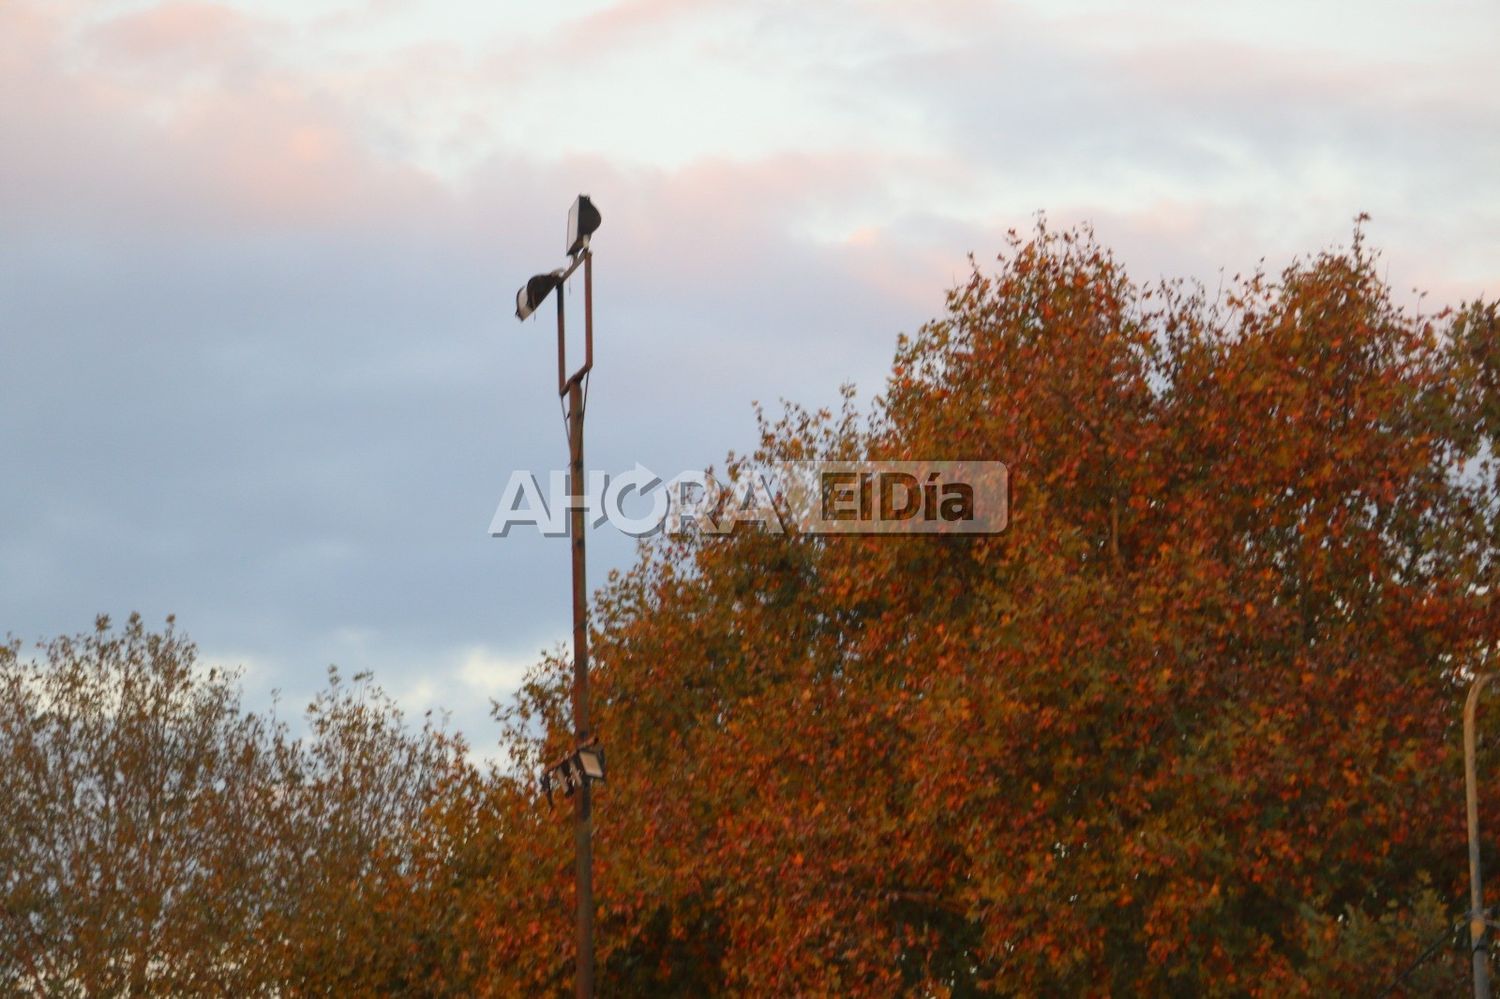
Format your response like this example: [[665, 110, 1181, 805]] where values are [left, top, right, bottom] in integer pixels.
[[516, 270, 564, 321], [539, 743, 606, 805], [577, 745, 605, 782], [567, 195, 602, 258]]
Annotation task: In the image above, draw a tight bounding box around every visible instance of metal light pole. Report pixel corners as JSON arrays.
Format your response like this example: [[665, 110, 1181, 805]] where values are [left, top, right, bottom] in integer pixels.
[[1467, 674, 1496, 999], [565, 255, 595, 999], [515, 195, 603, 999]]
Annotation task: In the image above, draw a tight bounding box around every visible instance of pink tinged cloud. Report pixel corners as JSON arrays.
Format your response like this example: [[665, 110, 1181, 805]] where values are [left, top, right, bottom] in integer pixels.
[[87, 2, 259, 68]]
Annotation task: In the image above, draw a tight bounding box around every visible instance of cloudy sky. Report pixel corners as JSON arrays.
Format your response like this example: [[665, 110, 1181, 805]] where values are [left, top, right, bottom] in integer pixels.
[[3, 0, 1497, 750]]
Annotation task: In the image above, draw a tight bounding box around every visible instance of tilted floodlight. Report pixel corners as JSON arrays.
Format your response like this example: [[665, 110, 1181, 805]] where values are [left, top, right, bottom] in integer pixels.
[[577, 745, 605, 782], [515, 270, 564, 321], [567, 195, 601, 258]]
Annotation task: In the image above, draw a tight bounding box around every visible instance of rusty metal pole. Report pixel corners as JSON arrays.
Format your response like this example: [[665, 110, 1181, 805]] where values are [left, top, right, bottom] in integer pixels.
[[557, 253, 596, 999], [1467, 674, 1495, 999], [518, 204, 600, 998], [568, 376, 594, 999]]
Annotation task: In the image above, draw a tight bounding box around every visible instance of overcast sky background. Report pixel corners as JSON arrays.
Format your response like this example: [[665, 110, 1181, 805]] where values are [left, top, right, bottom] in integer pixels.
[[3, 0, 1497, 754]]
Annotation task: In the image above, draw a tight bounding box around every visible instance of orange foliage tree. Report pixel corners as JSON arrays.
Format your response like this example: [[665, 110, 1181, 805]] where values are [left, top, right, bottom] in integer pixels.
[[480, 223, 1499, 995]]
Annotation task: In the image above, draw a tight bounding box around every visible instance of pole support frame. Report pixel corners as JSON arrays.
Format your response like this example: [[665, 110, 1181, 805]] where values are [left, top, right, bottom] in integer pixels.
[[555, 251, 594, 398]]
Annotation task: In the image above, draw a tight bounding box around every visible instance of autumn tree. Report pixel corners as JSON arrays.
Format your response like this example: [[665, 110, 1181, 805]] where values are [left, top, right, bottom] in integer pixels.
[[0, 614, 488, 997], [485, 223, 1497, 995], [254, 665, 488, 997], [0, 615, 284, 994]]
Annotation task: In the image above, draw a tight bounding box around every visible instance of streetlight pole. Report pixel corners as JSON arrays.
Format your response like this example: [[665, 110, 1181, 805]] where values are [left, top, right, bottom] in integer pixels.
[[1467, 674, 1496, 999], [515, 196, 603, 999], [564, 252, 595, 999]]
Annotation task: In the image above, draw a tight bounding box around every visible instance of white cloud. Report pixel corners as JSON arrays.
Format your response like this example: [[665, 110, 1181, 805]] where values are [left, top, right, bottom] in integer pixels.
[[456, 644, 533, 696]]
